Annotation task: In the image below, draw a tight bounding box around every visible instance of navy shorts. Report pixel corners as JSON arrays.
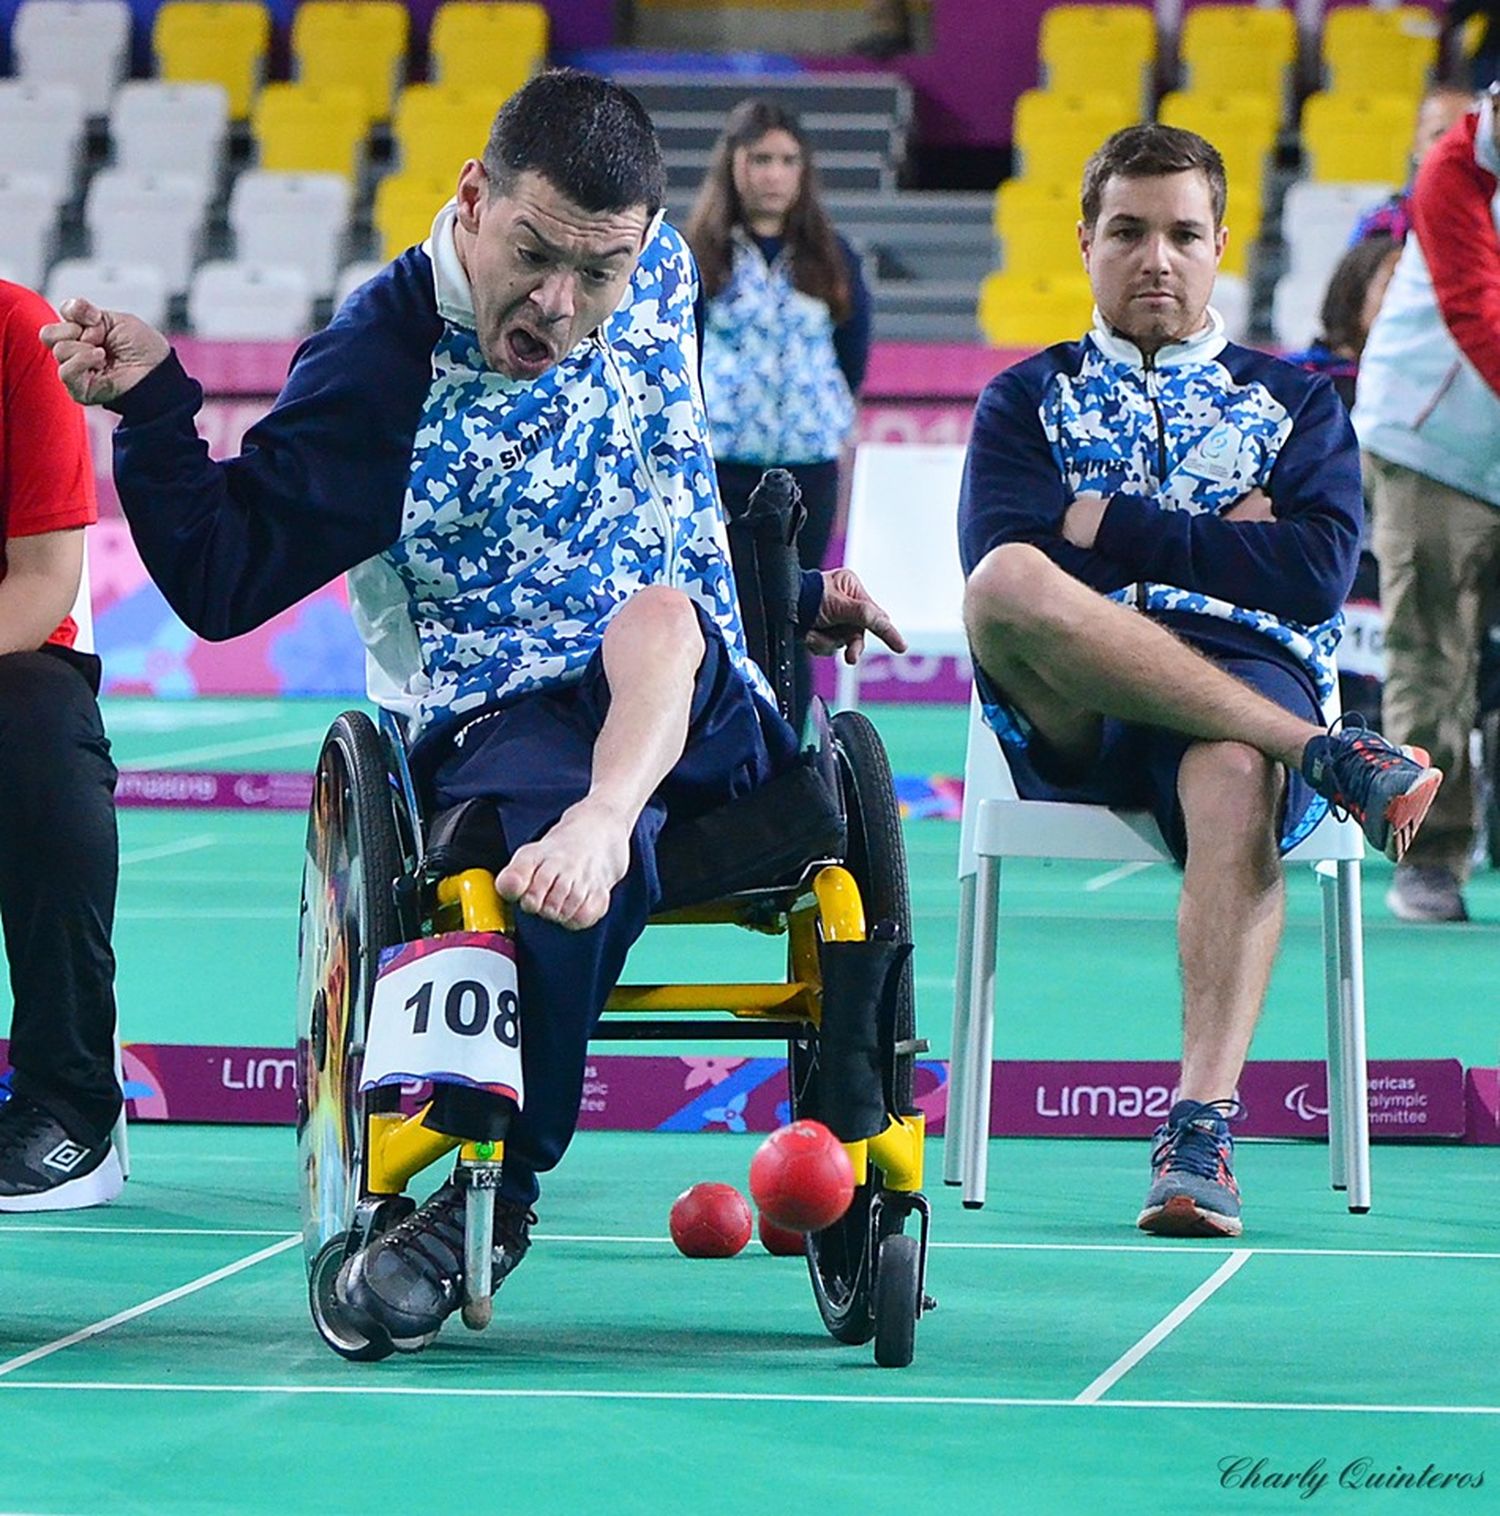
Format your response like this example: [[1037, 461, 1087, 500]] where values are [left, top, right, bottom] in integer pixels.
[[430, 605, 800, 905], [979, 626, 1327, 866]]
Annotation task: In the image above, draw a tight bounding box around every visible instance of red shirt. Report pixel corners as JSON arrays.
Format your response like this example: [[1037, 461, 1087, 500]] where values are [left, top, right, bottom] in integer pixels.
[[0, 279, 98, 648]]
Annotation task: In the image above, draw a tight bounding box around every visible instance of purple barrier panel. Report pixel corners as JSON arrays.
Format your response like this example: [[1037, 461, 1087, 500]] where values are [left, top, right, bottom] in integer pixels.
[[988, 1059, 1468, 1141], [115, 771, 315, 810], [1467, 1068, 1500, 1145]]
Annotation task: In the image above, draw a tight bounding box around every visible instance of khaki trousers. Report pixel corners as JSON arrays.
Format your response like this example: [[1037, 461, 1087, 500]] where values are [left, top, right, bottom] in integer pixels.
[[1364, 453, 1500, 875]]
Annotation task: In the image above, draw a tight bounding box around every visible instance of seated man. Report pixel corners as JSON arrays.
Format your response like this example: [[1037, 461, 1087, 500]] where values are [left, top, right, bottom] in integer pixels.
[[43, 70, 904, 1345], [960, 124, 1441, 1239]]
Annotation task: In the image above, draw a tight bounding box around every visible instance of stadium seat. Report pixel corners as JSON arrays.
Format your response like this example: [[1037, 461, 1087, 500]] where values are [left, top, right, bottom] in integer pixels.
[[1272, 267, 1330, 350], [332, 259, 386, 310], [293, 1, 409, 126], [1321, 4, 1437, 98], [84, 169, 210, 296], [1178, 2, 1296, 103], [1158, 90, 1280, 169], [428, 1, 548, 99], [1212, 271, 1249, 342], [978, 269, 1095, 347], [188, 260, 313, 338], [392, 84, 496, 180], [374, 171, 455, 260], [230, 171, 352, 298], [0, 172, 60, 288], [251, 83, 368, 180], [45, 257, 169, 330], [12, 0, 131, 117], [111, 81, 230, 182], [1039, 4, 1156, 109], [1280, 179, 1397, 280], [1301, 93, 1414, 184], [0, 81, 88, 190], [993, 179, 1084, 278], [154, 1, 271, 120], [1011, 90, 1138, 188]]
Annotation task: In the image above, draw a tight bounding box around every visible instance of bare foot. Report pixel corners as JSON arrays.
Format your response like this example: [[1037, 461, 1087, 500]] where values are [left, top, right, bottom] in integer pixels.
[[495, 798, 632, 930]]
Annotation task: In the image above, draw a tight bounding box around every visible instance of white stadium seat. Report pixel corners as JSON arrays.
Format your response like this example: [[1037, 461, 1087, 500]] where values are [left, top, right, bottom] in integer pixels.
[[333, 258, 387, 310], [111, 80, 230, 182], [12, 0, 131, 116], [1280, 180, 1395, 283], [229, 170, 352, 298], [0, 172, 61, 289], [0, 81, 88, 190], [188, 260, 313, 338], [1212, 273, 1250, 343], [46, 258, 170, 331], [85, 169, 211, 297]]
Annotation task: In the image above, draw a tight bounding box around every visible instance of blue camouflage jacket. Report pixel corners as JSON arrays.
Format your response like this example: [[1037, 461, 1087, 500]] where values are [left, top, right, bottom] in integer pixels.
[[108, 210, 782, 758], [959, 311, 1363, 710]]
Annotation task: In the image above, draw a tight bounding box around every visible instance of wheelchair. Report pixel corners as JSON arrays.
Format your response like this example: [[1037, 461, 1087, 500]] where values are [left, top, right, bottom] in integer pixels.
[[294, 471, 933, 1368]]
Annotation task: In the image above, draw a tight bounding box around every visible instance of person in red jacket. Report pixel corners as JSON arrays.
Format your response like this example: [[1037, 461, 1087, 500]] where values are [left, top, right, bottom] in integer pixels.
[[1353, 87, 1500, 922], [0, 280, 123, 1209]]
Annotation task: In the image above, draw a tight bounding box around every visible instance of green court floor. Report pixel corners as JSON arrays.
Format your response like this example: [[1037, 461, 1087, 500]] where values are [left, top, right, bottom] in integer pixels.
[[0, 696, 1491, 1513]]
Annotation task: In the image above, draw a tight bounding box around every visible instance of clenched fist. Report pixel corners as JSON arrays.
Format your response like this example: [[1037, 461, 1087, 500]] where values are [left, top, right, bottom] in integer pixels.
[[39, 298, 171, 406]]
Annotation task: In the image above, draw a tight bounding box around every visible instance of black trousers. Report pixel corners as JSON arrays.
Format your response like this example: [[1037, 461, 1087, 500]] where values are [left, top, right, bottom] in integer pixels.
[[0, 648, 121, 1143], [715, 457, 840, 736]]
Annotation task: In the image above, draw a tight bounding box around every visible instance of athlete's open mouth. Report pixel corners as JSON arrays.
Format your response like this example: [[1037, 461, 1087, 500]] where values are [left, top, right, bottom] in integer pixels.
[[502, 325, 555, 377]]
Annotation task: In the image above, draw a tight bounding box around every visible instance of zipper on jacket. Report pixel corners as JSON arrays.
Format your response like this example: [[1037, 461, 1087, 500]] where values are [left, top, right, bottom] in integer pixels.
[[1142, 352, 1168, 484], [603, 343, 679, 588]]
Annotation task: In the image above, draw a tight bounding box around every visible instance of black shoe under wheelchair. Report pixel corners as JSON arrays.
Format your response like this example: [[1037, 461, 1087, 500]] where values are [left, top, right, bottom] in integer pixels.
[[294, 471, 933, 1367]]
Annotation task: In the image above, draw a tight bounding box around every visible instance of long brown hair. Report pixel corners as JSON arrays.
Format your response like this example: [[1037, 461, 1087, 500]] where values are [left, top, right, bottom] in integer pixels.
[[684, 98, 852, 323]]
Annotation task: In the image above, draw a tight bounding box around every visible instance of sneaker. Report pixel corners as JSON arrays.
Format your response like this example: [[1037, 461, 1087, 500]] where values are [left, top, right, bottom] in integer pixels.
[[1301, 717, 1443, 863], [0, 1096, 123, 1213], [335, 1177, 533, 1351], [1137, 1098, 1244, 1238], [1386, 864, 1469, 923]]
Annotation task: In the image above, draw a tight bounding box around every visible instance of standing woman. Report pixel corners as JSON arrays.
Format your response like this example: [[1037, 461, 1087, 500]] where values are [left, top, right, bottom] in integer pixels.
[[685, 98, 872, 732]]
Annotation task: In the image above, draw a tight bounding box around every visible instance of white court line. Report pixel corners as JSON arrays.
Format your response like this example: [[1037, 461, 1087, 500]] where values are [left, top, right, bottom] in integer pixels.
[[0, 1228, 294, 1238], [1075, 1249, 1252, 1404], [1084, 861, 1156, 892], [0, 1381, 1491, 1416], [118, 834, 218, 867], [118, 728, 328, 770], [0, 1236, 299, 1379]]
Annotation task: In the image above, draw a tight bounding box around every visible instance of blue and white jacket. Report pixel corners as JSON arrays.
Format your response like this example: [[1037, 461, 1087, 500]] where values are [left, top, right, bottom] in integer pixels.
[[700, 230, 858, 465], [109, 208, 782, 758], [959, 310, 1363, 719]]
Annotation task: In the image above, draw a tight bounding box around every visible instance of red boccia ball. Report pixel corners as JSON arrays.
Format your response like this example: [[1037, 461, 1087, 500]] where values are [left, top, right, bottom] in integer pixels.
[[748, 1120, 856, 1233], [669, 1182, 753, 1258], [757, 1211, 807, 1257]]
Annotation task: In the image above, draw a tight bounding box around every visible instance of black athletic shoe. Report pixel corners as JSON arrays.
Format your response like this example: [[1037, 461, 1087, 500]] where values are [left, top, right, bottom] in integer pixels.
[[1301, 717, 1443, 863], [0, 1096, 123, 1213], [335, 1178, 533, 1351]]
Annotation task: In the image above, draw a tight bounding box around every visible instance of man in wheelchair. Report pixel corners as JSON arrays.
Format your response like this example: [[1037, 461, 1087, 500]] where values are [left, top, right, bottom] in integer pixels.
[[43, 71, 906, 1349]]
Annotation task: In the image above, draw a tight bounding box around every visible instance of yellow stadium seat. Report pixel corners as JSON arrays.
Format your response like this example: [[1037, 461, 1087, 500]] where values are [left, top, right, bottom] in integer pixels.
[[993, 179, 1085, 277], [393, 85, 497, 180], [1179, 3, 1296, 102], [1322, 5, 1436, 97], [1039, 4, 1157, 104], [1301, 91, 1414, 184], [1158, 90, 1277, 227], [375, 171, 455, 260], [1012, 90, 1138, 187], [252, 83, 368, 180], [293, 1, 409, 125], [429, 2, 547, 99], [153, 1, 270, 119], [978, 270, 1095, 348]]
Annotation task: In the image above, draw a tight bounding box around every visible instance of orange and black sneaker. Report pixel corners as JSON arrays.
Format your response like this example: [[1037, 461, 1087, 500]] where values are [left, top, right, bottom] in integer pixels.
[[1301, 717, 1442, 863], [1137, 1098, 1244, 1238]]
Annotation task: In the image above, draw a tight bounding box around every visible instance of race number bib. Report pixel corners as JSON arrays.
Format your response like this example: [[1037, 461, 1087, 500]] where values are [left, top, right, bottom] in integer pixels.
[[1338, 599, 1386, 681], [361, 932, 523, 1106]]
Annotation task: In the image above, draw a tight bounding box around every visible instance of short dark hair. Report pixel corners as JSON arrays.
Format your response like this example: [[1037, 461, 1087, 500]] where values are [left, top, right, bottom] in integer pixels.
[[482, 68, 666, 215], [1319, 233, 1399, 354], [1080, 123, 1228, 228]]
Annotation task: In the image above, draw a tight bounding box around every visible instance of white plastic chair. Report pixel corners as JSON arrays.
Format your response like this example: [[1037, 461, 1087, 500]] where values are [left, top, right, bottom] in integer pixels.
[[947, 688, 1371, 1212], [85, 169, 210, 297], [12, 0, 131, 116], [0, 81, 88, 189], [835, 442, 970, 711], [111, 80, 230, 182], [46, 258, 169, 331], [188, 259, 313, 338], [0, 172, 61, 288], [229, 170, 351, 297]]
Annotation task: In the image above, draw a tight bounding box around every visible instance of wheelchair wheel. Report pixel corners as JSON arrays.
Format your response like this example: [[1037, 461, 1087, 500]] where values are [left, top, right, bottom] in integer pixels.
[[794, 709, 915, 1345], [873, 1232, 920, 1369], [308, 1234, 395, 1362], [295, 712, 404, 1274]]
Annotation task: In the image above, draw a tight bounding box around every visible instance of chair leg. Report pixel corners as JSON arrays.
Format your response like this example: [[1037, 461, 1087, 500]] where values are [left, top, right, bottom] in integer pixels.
[[945, 871, 976, 1187], [1318, 862, 1347, 1192], [1334, 858, 1371, 1212], [962, 854, 1000, 1209], [111, 1032, 131, 1182]]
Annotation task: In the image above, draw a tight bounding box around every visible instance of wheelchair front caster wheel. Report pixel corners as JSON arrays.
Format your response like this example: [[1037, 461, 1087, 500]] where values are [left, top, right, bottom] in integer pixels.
[[461, 1296, 493, 1331], [309, 1235, 395, 1362], [872, 1232, 920, 1369]]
